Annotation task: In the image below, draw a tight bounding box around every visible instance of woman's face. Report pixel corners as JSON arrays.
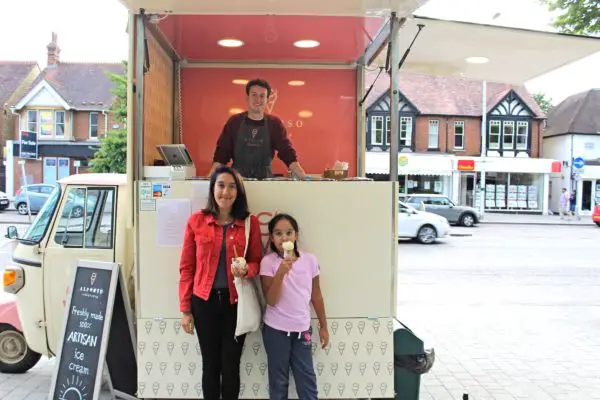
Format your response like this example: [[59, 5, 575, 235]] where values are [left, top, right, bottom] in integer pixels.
[[214, 173, 238, 212], [270, 218, 297, 253]]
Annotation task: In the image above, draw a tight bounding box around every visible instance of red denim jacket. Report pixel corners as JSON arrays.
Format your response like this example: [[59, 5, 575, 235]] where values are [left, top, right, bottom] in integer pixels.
[[179, 211, 263, 312]]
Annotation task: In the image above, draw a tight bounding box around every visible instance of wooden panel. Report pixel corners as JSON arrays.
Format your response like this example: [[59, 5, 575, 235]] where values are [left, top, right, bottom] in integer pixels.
[[143, 28, 174, 166]]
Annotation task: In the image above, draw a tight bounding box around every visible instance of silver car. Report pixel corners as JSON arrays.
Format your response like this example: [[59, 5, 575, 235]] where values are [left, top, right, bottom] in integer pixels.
[[404, 194, 482, 227]]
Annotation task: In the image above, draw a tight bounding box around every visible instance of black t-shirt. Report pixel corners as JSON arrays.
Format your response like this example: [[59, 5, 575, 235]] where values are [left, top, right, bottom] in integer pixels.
[[212, 224, 230, 289]]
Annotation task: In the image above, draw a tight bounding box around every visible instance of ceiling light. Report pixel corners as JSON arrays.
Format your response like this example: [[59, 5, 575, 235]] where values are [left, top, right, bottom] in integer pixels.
[[288, 80, 305, 86], [229, 108, 244, 115], [294, 40, 320, 48], [232, 79, 248, 85], [298, 110, 313, 118], [465, 56, 489, 64], [218, 39, 244, 48]]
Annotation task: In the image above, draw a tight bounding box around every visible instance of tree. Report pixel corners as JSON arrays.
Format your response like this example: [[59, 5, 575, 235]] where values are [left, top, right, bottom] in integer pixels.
[[541, 0, 600, 35], [533, 92, 553, 114], [89, 61, 128, 173]]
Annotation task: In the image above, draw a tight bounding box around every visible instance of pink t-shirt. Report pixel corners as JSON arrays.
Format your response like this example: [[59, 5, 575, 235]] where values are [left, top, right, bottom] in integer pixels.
[[260, 251, 320, 332]]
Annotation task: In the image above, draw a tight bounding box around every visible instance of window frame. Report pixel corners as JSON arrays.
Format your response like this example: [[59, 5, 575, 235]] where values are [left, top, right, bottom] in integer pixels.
[[400, 116, 412, 147], [516, 121, 528, 150], [89, 112, 99, 139], [55, 111, 65, 137], [489, 120, 501, 150], [503, 120, 515, 150], [428, 120, 439, 149], [26, 110, 38, 133]]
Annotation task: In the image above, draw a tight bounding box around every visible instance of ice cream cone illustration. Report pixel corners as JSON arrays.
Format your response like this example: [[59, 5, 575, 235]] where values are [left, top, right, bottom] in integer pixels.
[[181, 342, 189, 355], [323, 383, 331, 396], [145, 362, 152, 375], [366, 382, 373, 396], [138, 382, 146, 395], [159, 321, 167, 334], [387, 361, 394, 375], [345, 362, 352, 376], [195, 343, 201, 355], [359, 362, 366, 375], [167, 342, 174, 355], [152, 382, 160, 395], [338, 342, 346, 355], [159, 362, 167, 375], [138, 341, 146, 355], [188, 362, 196, 376], [245, 362, 253, 376], [380, 341, 388, 355], [252, 383, 260, 396], [352, 342, 359, 355], [380, 382, 388, 396], [366, 341, 374, 355], [324, 343, 332, 355], [372, 319, 380, 333], [181, 383, 189, 395], [260, 362, 267, 376], [316, 362, 324, 376], [252, 342, 261, 355], [331, 321, 339, 335], [152, 341, 160, 355], [195, 383, 202, 396], [352, 383, 360, 396], [239, 383, 245, 396], [358, 321, 365, 334], [330, 362, 339, 375], [373, 361, 381, 375], [174, 362, 181, 375], [145, 321, 153, 334], [338, 383, 346, 396], [167, 383, 174, 395], [345, 321, 353, 335], [174, 321, 181, 335], [387, 320, 394, 334], [311, 342, 317, 355]]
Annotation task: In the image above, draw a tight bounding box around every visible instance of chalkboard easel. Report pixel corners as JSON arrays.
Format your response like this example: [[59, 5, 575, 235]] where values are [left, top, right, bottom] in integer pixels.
[[48, 260, 137, 400]]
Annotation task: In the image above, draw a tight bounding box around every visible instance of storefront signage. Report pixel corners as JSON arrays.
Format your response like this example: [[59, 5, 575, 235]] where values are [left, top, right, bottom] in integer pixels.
[[573, 157, 585, 169], [399, 156, 408, 167], [19, 131, 38, 160], [551, 161, 562, 173], [457, 159, 475, 171]]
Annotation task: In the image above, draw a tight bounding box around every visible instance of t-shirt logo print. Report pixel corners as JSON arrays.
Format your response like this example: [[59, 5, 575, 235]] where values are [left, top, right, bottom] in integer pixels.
[[251, 128, 258, 139]]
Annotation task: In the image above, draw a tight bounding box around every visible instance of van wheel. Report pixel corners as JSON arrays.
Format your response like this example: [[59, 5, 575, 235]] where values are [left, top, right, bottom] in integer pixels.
[[0, 326, 41, 374], [16, 203, 28, 215]]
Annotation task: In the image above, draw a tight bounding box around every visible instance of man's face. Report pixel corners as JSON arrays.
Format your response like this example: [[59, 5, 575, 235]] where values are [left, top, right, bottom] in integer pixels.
[[246, 85, 269, 115]]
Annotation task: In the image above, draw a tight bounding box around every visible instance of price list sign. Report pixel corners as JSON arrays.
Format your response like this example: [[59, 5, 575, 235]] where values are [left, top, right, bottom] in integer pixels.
[[49, 261, 118, 400]]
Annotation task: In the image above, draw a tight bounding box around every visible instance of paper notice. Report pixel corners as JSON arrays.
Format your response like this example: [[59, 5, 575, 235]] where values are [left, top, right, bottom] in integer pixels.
[[191, 181, 210, 212], [156, 199, 191, 247]]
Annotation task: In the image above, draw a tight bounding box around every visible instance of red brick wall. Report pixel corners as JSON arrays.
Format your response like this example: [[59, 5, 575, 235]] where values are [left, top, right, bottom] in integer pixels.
[[530, 119, 544, 158], [13, 158, 43, 190], [73, 111, 109, 141], [415, 116, 482, 156]]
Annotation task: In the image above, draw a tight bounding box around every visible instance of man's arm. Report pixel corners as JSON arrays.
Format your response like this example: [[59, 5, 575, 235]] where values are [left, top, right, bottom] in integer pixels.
[[270, 117, 307, 179], [209, 116, 238, 176]]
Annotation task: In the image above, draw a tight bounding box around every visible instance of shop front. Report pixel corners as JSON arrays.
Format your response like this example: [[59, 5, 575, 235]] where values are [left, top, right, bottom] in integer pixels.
[[454, 157, 555, 214], [366, 152, 454, 197], [576, 164, 600, 214]]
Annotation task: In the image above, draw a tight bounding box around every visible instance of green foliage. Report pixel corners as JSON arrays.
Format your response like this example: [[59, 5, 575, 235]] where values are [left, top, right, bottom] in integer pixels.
[[541, 0, 600, 35], [533, 92, 553, 114], [90, 61, 128, 173]]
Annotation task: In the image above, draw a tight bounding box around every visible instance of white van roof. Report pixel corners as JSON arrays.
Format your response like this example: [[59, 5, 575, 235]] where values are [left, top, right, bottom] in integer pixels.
[[58, 173, 127, 186]]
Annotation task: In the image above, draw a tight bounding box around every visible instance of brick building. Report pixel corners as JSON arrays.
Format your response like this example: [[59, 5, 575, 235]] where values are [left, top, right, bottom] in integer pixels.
[[364, 70, 556, 214], [0, 61, 41, 192], [5, 33, 124, 195]]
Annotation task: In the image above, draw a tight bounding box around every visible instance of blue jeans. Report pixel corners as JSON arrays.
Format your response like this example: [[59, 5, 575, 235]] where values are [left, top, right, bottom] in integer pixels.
[[262, 324, 318, 400]]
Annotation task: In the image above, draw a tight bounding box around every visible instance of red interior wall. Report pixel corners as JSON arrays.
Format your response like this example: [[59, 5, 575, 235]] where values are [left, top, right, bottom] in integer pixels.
[[181, 68, 357, 176]]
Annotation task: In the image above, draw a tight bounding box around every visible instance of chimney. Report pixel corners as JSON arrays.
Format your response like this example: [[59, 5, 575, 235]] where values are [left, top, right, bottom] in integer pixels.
[[47, 32, 60, 67]]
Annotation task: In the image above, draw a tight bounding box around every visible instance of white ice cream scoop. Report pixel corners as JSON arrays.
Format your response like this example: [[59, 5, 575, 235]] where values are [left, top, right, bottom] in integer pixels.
[[282, 241, 294, 258]]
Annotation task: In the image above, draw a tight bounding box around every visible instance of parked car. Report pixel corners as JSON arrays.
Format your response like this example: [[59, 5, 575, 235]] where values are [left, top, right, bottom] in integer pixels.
[[0, 296, 41, 373], [404, 194, 482, 227], [398, 201, 451, 244], [14, 184, 57, 215], [593, 204, 600, 227], [0, 192, 9, 211]]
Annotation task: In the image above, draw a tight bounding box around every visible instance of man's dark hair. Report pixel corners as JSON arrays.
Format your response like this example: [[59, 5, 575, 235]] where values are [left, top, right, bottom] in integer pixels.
[[245, 79, 271, 97], [203, 166, 250, 220]]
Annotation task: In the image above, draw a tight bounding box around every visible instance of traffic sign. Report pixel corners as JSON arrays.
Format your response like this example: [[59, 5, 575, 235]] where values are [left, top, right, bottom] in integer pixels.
[[573, 157, 585, 169]]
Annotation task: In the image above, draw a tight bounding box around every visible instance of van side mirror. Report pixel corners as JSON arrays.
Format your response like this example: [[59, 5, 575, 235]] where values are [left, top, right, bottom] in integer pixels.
[[5, 226, 18, 240]]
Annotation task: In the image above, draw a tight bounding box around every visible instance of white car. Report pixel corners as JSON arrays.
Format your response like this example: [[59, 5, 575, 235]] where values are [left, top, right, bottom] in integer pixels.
[[398, 201, 451, 244]]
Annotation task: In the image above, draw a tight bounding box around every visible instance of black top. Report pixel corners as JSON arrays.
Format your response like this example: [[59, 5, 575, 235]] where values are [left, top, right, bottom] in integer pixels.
[[212, 224, 230, 289]]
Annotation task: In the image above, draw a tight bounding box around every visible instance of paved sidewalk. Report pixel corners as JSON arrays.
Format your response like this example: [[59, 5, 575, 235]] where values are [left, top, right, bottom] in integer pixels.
[[481, 213, 596, 226]]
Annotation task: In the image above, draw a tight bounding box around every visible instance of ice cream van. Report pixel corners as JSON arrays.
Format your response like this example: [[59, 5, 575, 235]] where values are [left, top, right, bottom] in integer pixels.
[[4, 0, 600, 398]]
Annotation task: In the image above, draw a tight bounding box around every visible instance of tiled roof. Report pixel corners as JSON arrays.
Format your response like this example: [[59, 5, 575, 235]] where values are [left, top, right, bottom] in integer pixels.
[[0, 61, 39, 106], [18, 62, 125, 111], [544, 89, 600, 137], [364, 68, 545, 118]]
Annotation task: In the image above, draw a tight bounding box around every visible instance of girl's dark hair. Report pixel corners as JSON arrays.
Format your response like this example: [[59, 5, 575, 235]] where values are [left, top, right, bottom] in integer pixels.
[[203, 166, 250, 220], [268, 213, 300, 257]]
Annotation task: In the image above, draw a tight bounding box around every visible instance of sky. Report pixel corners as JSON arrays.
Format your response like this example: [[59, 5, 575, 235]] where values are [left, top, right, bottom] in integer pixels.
[[0, 0, 598, 105]]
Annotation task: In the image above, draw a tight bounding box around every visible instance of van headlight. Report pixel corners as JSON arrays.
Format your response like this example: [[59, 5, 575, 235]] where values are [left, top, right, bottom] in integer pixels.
[[3, 267, 25, 294]]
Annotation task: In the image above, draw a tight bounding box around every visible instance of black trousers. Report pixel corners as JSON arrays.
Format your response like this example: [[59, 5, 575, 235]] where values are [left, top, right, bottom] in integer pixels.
[[192, 290, 246, 400]]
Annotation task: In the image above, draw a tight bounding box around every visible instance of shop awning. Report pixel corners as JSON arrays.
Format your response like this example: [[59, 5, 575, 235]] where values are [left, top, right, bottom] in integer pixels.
[[581, 165, 600, 180], [366, 152, 453, 175], [482, 156, 556, 174], [372, 16, 600, 85]]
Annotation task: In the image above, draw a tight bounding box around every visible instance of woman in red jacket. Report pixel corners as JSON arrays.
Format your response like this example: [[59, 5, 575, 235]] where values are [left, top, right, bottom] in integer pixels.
[[179, 166, 263, 400]]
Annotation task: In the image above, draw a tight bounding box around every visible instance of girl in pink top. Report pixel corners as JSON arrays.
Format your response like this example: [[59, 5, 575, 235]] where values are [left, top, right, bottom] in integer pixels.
[[260, 214, 328, 400]]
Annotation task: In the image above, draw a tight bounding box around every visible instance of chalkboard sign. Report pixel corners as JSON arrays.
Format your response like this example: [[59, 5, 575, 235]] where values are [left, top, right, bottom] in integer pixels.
[[49, 260, 119, 400]]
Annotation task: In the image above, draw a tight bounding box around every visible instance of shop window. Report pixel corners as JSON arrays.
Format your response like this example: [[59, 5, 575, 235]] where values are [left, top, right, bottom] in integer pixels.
[[454, 121, 464, 150], [90, 112, 99, 138], [484, 172, 541, 211], [503, 121, 515, 149], [55, 111, 65, 137], [26, 110, 37, 133], [489, 121, 500, 149], [40, 111, 53, 137], [370, 116, 383, 145], [400, 116, 412, 146], [516, 121, 528, 150], [385, 116, 391, 145], [428, 120, 439, 149], [54, 187, 115, 248]]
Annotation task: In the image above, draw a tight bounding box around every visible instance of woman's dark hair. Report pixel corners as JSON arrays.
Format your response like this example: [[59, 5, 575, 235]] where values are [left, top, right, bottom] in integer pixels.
[[203, 166, 250, 220], [268, 213, 300, 257], [245, 79, 272, 97]]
